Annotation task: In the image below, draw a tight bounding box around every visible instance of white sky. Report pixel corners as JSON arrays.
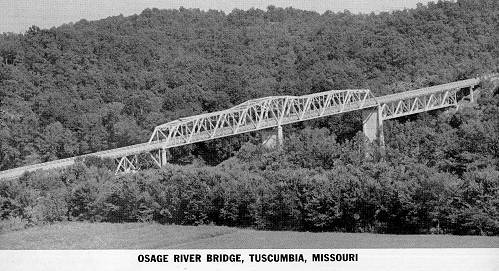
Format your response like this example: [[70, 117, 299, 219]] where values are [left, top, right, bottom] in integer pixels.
[[1, 0, 434, 33]]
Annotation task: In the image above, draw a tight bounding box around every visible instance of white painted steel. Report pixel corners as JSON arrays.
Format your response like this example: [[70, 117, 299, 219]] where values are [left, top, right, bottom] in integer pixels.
[[0, 77, 482, 180]]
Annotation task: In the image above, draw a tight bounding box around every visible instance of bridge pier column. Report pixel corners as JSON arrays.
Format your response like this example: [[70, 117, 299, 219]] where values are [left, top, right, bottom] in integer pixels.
[[469, 86, 475, 103], [277, 125, 283, 149], [262, 126, 284, 150], [161, 148, 168, 167], [362, 106, 385, 158]]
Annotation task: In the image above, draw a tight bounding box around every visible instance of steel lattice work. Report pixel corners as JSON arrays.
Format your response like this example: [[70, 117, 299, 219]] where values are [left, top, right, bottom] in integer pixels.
[[115, 155, 138, 173], [149, 89, 376, 147], [0, 77, 485, 180], [376, 78, 479, 120], [379, 88, 458, 120]]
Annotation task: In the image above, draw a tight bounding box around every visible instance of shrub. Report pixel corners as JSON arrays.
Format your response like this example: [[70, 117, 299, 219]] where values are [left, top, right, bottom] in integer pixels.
[[0, 216, 29, 232], [1, 154, 498, 236], [25, 190, 68, 224], [216, 172, 260, 227], [449, 168, 499, 235], [163, 168, 211, 225], [98, 176, 144, 222], [68, 177, 104, 221], [75, 156, 115, 171]]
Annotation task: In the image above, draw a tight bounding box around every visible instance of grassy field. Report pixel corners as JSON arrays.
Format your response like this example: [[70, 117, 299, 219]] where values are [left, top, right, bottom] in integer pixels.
[[1, 222, 498, 249]]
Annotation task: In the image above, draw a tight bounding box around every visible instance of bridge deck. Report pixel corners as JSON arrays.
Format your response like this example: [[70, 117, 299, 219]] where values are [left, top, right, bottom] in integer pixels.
[[377, 78, 479, 103], [0, 77, 482, 180]]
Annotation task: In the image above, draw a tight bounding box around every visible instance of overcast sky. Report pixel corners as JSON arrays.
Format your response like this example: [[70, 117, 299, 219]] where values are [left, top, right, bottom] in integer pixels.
[[1, 0, 434, 33]]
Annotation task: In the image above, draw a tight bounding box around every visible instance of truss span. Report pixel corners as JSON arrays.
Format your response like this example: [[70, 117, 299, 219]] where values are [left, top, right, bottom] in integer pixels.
[[378, 78, 479, 120], [149, 89, 377, 148]]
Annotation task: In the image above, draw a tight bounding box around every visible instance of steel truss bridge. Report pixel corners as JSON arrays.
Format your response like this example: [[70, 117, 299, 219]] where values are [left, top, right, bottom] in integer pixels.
[[0, 76, 493, 180]]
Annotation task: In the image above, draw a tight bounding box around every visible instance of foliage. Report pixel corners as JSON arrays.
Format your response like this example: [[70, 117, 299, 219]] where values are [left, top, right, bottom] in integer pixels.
[[0, 1, 498, 235], [1, 150, 497, 235], [1, 0, 498, 169]]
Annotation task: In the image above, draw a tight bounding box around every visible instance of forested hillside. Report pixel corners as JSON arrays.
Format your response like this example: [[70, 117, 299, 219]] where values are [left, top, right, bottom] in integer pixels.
[[1, 0, 498, 168], [0, 0, 498, 235]]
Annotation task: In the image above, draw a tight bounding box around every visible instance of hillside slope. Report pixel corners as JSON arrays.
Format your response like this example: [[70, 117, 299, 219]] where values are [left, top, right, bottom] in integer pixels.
[[0, 0, 498, 169]]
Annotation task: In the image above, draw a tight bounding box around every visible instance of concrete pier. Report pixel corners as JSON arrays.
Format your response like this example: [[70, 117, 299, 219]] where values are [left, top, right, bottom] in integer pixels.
[[362, 106, 385, 156], [161, 148, 168, 166], [262, 125, 283, 149], [277, 125, 283, 149]]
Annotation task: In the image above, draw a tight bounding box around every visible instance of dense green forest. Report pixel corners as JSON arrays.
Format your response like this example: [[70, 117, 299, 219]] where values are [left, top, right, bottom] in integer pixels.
[[0, 0, 498, 235]]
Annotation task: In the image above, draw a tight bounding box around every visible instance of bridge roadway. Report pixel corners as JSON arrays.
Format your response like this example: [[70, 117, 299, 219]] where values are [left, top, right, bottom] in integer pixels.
[[0, 77, 482, 180], [375, 78, 479, 104]]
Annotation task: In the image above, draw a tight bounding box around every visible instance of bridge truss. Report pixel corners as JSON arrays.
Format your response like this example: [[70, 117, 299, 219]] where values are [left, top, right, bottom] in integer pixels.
[[149, 89, 376, 146], [118, 88, 377, 172], [0, 76, 487, 180], [377, 78, 479, 120]]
